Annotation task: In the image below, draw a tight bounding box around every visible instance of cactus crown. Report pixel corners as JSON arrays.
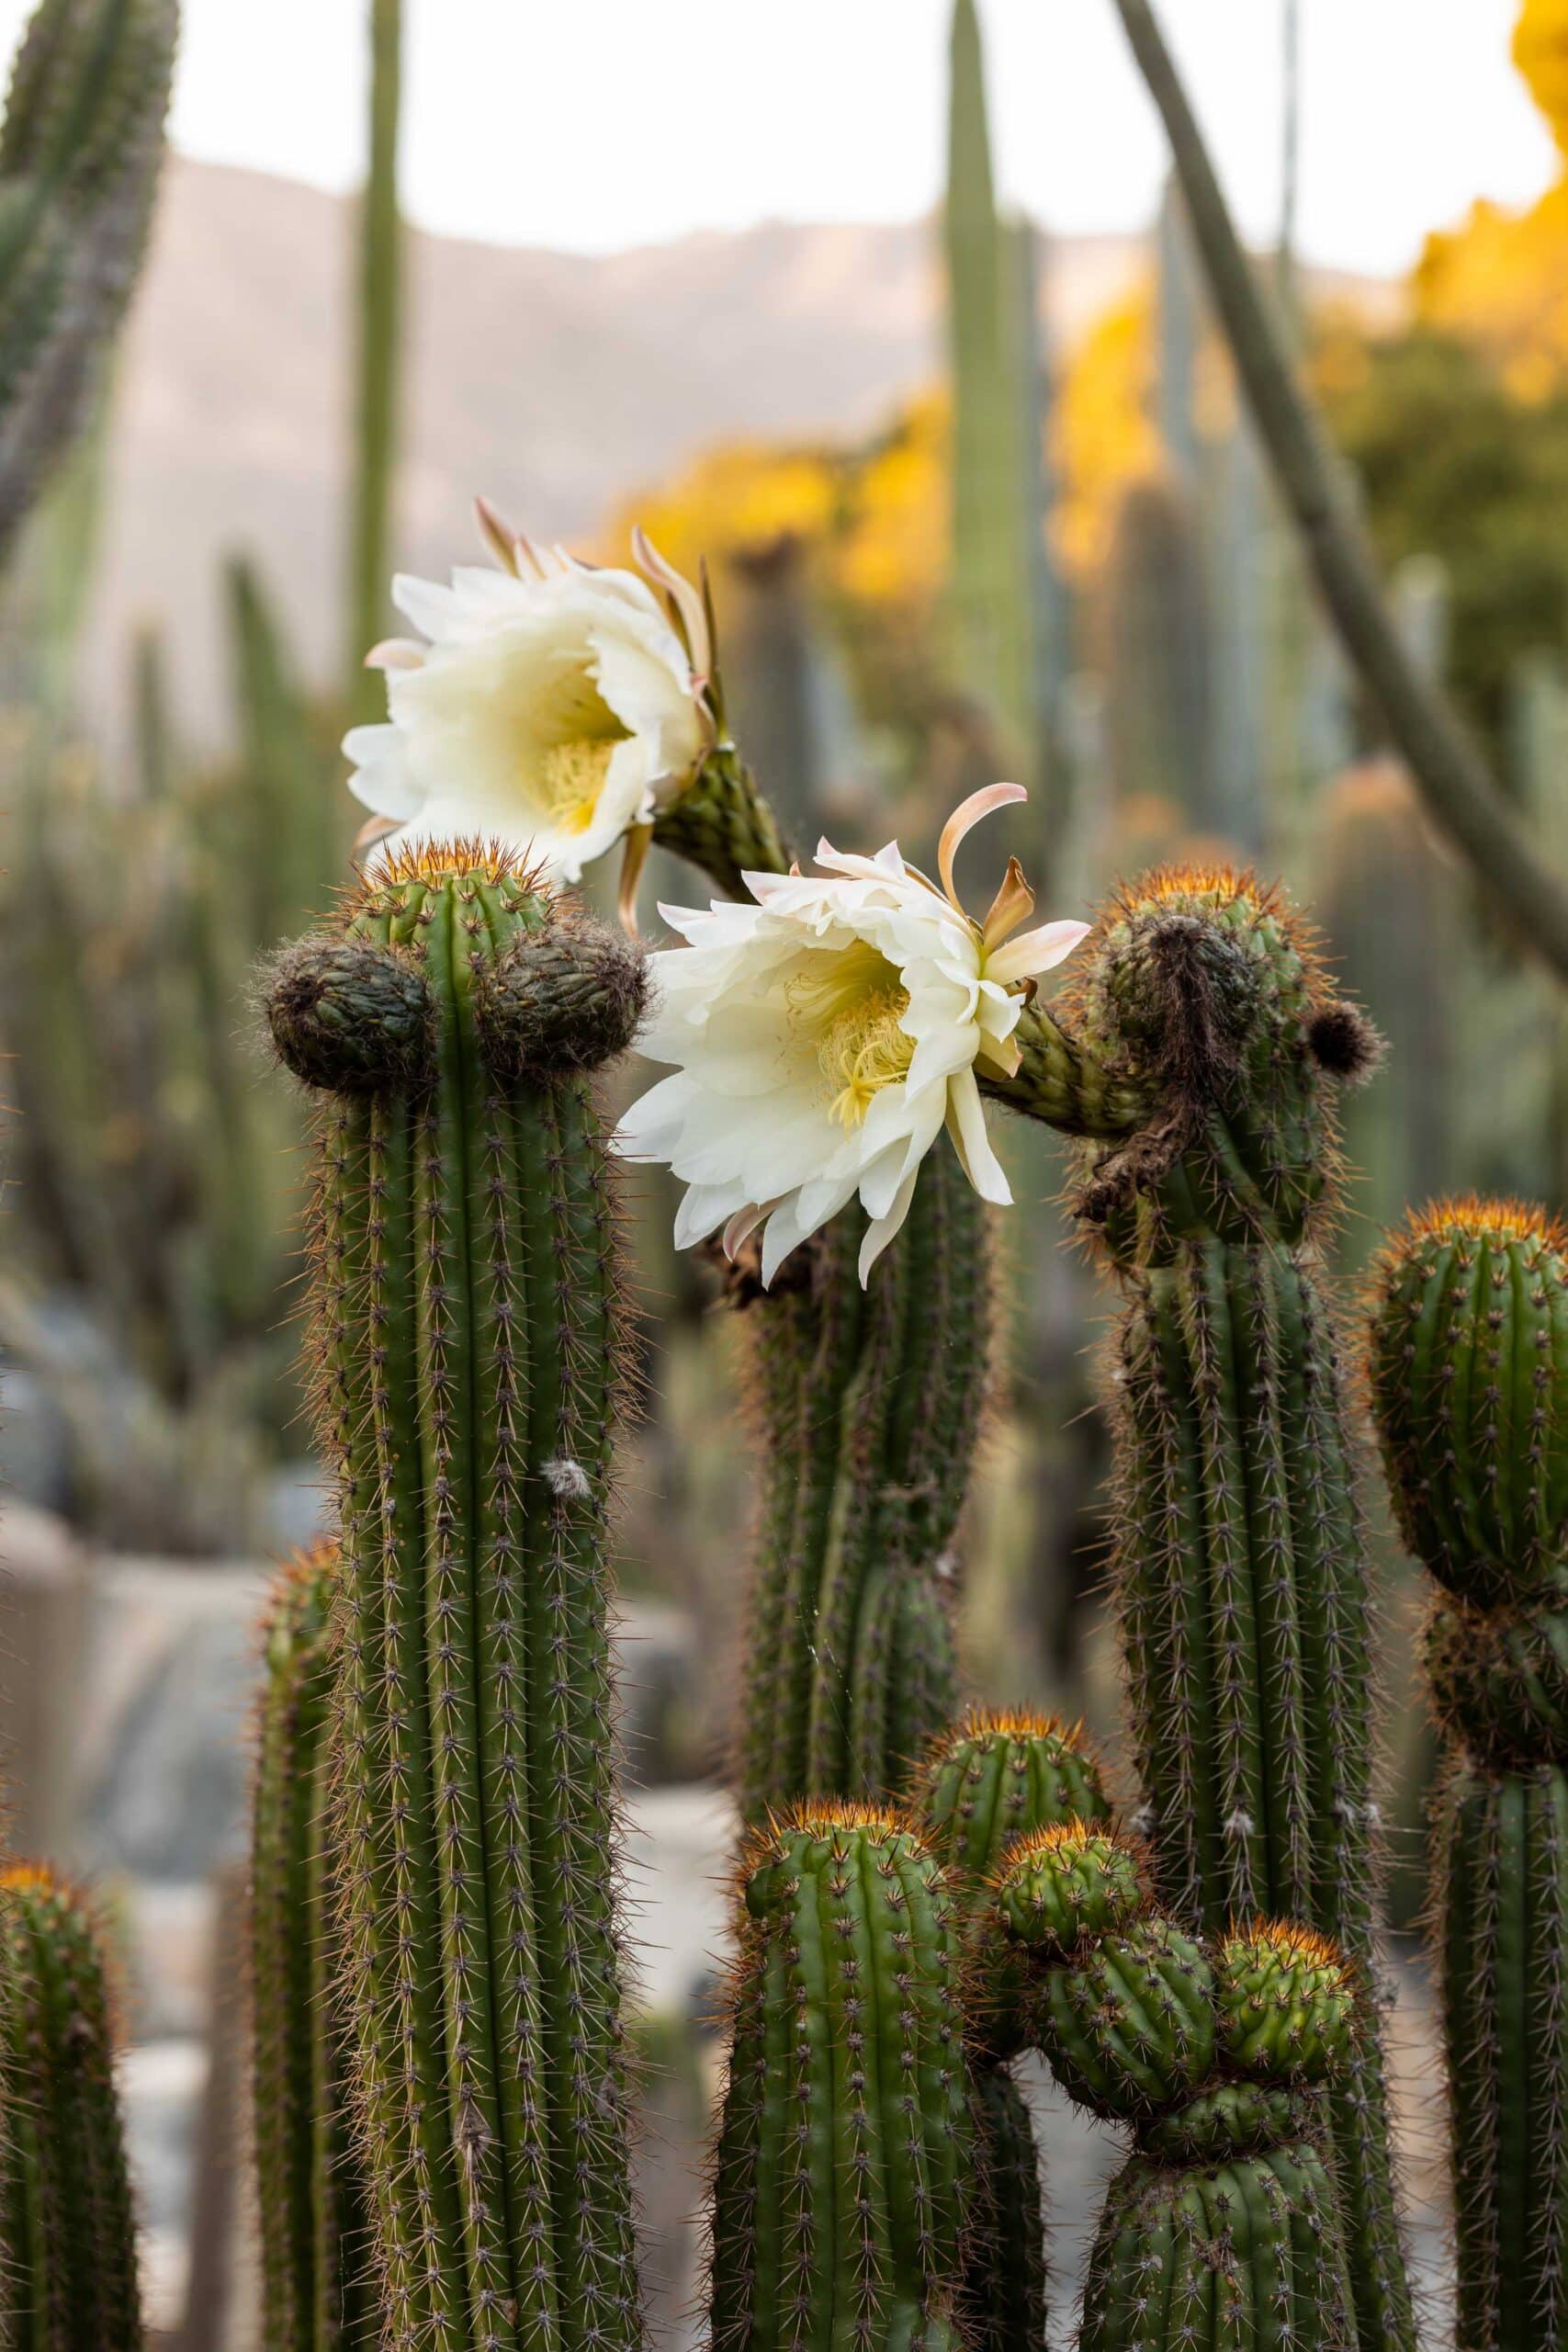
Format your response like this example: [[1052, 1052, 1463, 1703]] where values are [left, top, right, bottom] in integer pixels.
[[916, 1707, 1111, 1889], [992, 1819, 1149, 1957], [1366, 1195, 1568, 1608], [1049, 865, 1378, 1253]]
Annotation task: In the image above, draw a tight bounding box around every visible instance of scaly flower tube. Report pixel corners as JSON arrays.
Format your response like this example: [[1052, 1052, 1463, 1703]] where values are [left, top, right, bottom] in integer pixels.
[[344, 506, 713, 884], [615, 784, 1088, 1283]]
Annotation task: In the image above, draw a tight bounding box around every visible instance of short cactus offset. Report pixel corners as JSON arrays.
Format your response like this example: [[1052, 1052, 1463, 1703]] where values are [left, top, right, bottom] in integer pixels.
[[983, 865, 1413, 2352], [250, 1544, 375, 2349], [265, 847, 648, 2352], [707, 1806, 971, 2352], [914, 1710, 1112, 2349], [0, 1862, 141, 2347], [1368, 1197, 1568, 2349], [994, 1826, 1358, 2352]]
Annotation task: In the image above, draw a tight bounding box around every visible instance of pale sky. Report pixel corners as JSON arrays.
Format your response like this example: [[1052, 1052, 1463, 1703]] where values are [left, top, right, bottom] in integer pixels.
[[2, 0, 1557, 274]]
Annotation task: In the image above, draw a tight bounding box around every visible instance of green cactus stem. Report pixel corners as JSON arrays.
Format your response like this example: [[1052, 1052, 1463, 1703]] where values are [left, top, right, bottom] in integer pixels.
[[250, 1544, 376, 2350], [707, 1805, 972, 2352], [0, 0, 178, 558], [1367, 1197, 1568, 2350], [913, 1710, 1113, 2351], [265, 847, 648, 2352], [0, 1861, 141, 2347], [976, 865, 1413, 2352], [993, 1825, 1359, 2352]]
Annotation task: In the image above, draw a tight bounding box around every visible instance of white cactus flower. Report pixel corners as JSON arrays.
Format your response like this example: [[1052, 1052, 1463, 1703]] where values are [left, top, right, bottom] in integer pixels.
[[615, 785, 1089, 1286], [344, 509, 713, 885]]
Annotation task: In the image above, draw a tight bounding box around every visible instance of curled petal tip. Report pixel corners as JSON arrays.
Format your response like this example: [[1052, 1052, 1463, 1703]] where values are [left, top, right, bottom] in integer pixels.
[[616, 822, 654, 938], [938, 783, 1028, 911], [365, 637, 423, 673], [474, 494, 522, 574]]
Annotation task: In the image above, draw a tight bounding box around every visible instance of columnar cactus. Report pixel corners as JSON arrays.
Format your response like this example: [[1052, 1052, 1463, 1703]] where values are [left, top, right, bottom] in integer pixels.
[[994, 1824, 1359, 2352], [707, 1806, 972, 2352], [251, 1544, 376, 2350], [649, 723, 988, 1822], [0, 0, 178, 555], [914, 1709, 1113, 2350], [1367, 1197, 1568, 2350], [985, 866, 1415, 2352], [732, 1140, 985, 1818], [0, 1862, 141, 2346], [265, 848, 648, 2352]]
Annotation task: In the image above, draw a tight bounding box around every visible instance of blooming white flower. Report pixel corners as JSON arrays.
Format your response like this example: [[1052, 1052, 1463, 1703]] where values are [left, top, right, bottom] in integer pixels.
[[615, 785, 1089, 1286], [344, 510, 713, 885]]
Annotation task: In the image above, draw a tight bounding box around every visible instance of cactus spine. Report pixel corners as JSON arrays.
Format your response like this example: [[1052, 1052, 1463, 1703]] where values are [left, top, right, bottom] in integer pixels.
[[251, 1545, 376, 2350], [985, 866, 1415, 2351], [0, 1862, 141, 2347], [994, 1825, 1358, 2352], [1367, 1197, 1568, 2349], [265, 850, 648, 2352], [708, 1806, 972, 2352]]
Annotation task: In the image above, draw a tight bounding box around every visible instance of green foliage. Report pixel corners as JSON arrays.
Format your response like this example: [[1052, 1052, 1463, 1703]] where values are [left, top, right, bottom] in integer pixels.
[[251, 1546, 376, 2351], [0, 1863, 141, 2347], [1324, 325, 1568, 753], [0, 0, 176, 559], [265, 853, 647, 2352], [709, 1808, 971, 2352], [1367, 1198, 1568, 2348]]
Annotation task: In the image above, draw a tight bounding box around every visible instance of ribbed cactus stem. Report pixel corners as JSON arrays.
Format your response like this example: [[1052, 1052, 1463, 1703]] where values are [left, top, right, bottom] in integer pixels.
[[981, 865, 1413, 2352], [265, 849, 648, 2352], [993, 1826, 1359, 2351], [732, 1136, 984, 1818], [0, 1862, 141, 2346], [914, 1711, 1112, 2351], [708, 1806, 972, 2352], [1368, 1197, 1568, 2350], [251, 1544, 376, 2350]]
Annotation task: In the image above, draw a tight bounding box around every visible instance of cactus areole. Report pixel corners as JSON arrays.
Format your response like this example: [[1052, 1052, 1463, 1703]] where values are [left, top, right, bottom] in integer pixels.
[[265, 844, 648, 2352]]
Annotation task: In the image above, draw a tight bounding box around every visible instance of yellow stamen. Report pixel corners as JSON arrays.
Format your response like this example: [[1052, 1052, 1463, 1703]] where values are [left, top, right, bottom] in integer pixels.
[[818, 988, 914, 1128], [536, 736, 620, 833]]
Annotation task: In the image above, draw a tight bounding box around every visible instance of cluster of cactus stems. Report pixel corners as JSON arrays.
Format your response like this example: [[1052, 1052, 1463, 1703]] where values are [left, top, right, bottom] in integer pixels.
[[995, 1824, 1359, 2352], [0, 1863, 141, 2347], [1367, 1198, 1568, 2350]]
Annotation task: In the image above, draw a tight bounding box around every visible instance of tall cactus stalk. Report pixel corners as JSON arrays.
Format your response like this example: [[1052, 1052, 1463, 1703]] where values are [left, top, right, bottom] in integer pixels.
[[251, 1544, 377, 2351], [346, 0, 402, 726], [0, 0, 177, 559], [0, 1862, 142, 2346], [264, 848, 648, 2352], [1367, 1198, 1568, 2350], [707, 1806, 972, 2352], [992, 1823, 1359, 2352], [981, 865, 1416, 2351], [651, 730, 991, 1823]]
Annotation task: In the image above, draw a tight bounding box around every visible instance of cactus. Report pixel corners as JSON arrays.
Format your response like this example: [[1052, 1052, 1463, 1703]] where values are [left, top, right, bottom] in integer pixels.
[[346, 0, 402, 725], [707, 1805, 972, 2352], [227, 555, 340, 944], [0, 0, 177, 559], [981, 865, 1416, 2351], [1367, 1197, 1568, 2349], [730, 1139, 985, 1819], [0, 1862, 141, 2346], [264, 847, 649, 2352], [1100, 475, 1213, 830], [914, 1709, 1112, 2349], [251, 1544, 377, 2350], [993, 1824, 1359, 2352]]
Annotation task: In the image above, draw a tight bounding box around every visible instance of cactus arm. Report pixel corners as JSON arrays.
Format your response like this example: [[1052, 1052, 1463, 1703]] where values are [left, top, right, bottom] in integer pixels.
[[1105, 0, 1568, 986], [346, 0, 401, 721]]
